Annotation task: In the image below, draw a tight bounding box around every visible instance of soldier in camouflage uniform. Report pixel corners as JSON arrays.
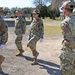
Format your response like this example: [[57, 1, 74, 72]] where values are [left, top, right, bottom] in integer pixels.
[[27, 9, 44, 65], [0, 7, 8, 71], [59, 1, 75, 75], [15, 10, 26, 56]]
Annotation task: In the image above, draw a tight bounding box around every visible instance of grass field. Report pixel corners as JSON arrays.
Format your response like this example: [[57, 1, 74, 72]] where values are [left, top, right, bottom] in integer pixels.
[[42, 18, 54, 22], [26, 25, 62, 35], [26, 17, 63, 22], [42, 17, 63, 22], [44, 26, 62, 34], [26, 17, 62, 35], [5, 17, 62, 35]]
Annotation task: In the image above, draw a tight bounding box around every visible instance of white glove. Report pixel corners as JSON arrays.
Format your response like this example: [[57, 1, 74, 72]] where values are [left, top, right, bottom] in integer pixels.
[[0, 44, 5, 48], [40, 38, 44, 42], [22, 34, 25, 37], [28, 35, 30, 40]]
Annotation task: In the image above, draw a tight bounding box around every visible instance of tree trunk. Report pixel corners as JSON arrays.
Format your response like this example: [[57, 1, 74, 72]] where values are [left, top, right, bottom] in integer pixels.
[[50, 0, 62, 11]]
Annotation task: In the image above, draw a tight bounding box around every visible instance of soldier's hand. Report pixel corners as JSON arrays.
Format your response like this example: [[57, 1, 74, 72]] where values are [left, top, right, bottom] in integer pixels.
[[40, 38, 44, 42], [0, 44, 5, 49], [22, 34, 25, 37], [28, 35, 30, 40]]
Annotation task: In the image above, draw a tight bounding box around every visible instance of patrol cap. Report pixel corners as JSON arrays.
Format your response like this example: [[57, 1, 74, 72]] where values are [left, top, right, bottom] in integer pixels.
[[16, 10, 22, 17], [0, 7, 3, 12], [61, 1, 75, 10], [16, 10, 18, 13], [16, 10, 22, 13], [32, 9, 40, 14]]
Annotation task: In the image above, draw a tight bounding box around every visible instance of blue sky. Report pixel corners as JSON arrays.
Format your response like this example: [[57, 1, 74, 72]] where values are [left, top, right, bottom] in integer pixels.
[[0, 0, 35, 8]]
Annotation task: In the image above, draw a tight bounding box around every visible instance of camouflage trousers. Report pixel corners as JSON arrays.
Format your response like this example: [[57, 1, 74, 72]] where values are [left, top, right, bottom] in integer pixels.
[[59, 43, 75, 75], [0, 55, 5, 71], [15, 35, 23, 51], [27, 35, 40, 56], [0, 32, 8, 44]]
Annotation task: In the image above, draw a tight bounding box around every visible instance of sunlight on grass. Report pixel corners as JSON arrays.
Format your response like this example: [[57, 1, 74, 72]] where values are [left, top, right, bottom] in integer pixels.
[[26, 25, 62, 35], [42, 17, 63, 22], [26, 17, 62, 35], [44, 26, 62, 34], [42, 18, 54, 22]]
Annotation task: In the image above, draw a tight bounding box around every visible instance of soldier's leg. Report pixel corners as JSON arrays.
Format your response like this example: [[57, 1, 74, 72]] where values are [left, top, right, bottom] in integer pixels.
[[28, 45, 39, 65], [27, 36, 40, 64], [0, 55, 5, 71], [60, 58, 74, 75], [15, 35, 24, 56], [27, 42, 39, 64], [2, 32, 8, 44]]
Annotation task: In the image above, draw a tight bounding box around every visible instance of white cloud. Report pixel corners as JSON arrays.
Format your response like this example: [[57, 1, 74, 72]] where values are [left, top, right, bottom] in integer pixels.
[[1, 0, 35, 8]]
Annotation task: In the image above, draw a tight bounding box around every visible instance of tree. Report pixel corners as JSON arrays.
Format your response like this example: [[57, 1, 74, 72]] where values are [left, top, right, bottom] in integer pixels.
[[33, 0, 51, 10], [50, 0, 62, 11], [50, 0, 75, 11], [40, 5, 48, 18], [34, 0, 47, 6], [10, 7, 18, 14], [3, 7, 10, 15], [47, 0, 75, 19]]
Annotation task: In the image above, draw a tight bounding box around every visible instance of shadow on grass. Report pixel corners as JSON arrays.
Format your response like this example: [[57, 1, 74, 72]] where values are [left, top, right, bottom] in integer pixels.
[[22, 55, 61, 75], [0, 71, 9, 75]]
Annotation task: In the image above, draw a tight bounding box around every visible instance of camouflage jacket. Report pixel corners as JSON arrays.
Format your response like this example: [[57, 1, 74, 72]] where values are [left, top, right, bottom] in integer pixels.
[[0, 16, 8, 44], [29, 17, 44, 38], [15, 16, 26, 35], [61, 14, 75, 44]]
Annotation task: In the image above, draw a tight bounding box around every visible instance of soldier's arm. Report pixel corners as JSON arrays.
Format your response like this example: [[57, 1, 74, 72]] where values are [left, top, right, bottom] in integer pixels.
[[61, 22, 73, 42], [21, 19, 26, 34], [38, 20, 44, 38], [61, 24, 66, 37], [2, 22, 8, 33], [1, 22, 8, 44]]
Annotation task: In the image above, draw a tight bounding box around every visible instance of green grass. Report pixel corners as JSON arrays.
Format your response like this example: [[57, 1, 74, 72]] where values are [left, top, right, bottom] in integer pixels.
[[55, 18, 64, 21], [26, 25, 62, 35], [26, 17, 62, 35], [42, 17, 63, 22], [44, 26, 62, 34], [42, 18, 54, 22]]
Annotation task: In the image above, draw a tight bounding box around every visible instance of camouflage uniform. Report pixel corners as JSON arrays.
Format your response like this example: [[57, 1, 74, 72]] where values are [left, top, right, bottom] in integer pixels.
[[60, 1, 75, 75], [27, 15, 44, 64], [15, 16, 26, 56], [0, 16, 8, 45], [0, 7, 8, 71]]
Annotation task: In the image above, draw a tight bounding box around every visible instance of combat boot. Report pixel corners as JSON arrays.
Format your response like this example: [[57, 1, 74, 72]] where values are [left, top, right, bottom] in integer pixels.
[[31, 52, 39, 65], [16, 49, 24, 56]]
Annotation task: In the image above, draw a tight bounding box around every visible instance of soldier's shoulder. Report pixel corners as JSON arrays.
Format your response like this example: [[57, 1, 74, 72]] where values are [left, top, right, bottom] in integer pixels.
[[37, 18, 43, 23], [61, 18, 68, 26], [16, 17, 19, 20], [0, 19, 6, 25], [38, 17, 42, 20], [0, 17, 5, 22], [62, 17, 70, 23], [71, 15, 75, 20]]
